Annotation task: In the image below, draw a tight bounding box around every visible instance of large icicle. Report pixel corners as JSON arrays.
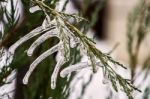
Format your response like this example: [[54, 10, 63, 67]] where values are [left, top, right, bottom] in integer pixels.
[[23, 43, 60, 84], [51, 57, 65, 89], [9, 26, 55, 54], [27, 29, 58, 56], [60, 62, 101, 78]]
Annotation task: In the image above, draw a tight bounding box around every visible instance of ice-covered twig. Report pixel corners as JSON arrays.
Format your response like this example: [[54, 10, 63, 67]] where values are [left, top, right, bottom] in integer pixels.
[[23, 43, 60, 84], [0, 47, 13, 68], [51, 57, 65, 89], [60, 62, 101, 78], [9, 26, 55, 54], [27, 29, 58, 56]]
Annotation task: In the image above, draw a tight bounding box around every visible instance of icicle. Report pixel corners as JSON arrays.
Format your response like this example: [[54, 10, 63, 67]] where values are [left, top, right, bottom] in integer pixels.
[[60, 61, 101, 78], [9, 26, 43, 54], [51, 57, 65, 89], [102, 68, 109, 84], [60, 62, 89, 78], [29, 6, 41, 13], [27, 29, 58, 56], [23, 43, 60, 84], [9, 26, 55, 54], [102, 75, 109, 84]]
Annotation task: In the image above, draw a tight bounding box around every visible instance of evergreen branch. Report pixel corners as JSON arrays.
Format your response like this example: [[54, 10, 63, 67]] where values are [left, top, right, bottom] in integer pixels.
[[0, 0, 141, 98], [31, 1, 140, 98]]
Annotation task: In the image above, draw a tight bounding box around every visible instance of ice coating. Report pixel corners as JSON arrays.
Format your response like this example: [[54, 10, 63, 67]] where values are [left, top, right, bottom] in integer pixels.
[[60, 62, 89, 78], [0, 47, 13, 68], [29, 6, 41, 13], [23, 43, 60, 84], [51, 57, 65, 89], [27, 29, 58, 56], [60, 62, 101, 78], [9, 26, 54, 54]]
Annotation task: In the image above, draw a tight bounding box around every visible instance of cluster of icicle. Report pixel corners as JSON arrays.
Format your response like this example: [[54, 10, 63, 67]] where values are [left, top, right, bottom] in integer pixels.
[[7, 5, 101, 89]]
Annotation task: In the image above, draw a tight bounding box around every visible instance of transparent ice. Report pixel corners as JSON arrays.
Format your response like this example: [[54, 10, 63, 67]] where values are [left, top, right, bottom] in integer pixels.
[[51, 57, 65, 89], [60, 61, 101, 78]]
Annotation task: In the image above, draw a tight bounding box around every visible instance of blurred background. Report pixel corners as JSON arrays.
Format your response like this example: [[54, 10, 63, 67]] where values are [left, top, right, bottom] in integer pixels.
[[0, 0, 150, 99]]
